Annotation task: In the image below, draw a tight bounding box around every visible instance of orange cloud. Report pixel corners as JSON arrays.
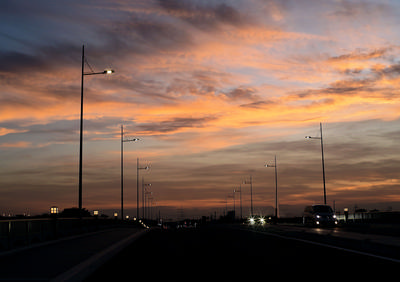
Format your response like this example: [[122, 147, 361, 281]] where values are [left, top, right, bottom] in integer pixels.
[[0, 141, 31, 148], [3, 0, 400, 217], [0, 128, 27, 136]]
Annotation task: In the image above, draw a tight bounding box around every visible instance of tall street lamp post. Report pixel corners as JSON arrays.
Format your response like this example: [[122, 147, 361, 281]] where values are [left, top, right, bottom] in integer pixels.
[[265, 155, 279, 218], [79, 45, 114, 212], [238, 185, 242, 220], [142, 181, 151, 220], [145, 188, 153, 220], [137, 158, 149, 219], [121, 125, 139, 220], [232, 189, 236, 220], [305, 122, 327, 205], [243, 175, 253, 217]]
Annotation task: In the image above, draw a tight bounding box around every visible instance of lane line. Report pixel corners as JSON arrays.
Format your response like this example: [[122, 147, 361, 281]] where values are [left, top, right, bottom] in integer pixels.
[[246, 228, 400, 264]]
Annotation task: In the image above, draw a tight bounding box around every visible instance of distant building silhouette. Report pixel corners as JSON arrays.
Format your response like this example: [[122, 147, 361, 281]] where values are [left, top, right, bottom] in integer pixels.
[[60, 207, 91, 217]]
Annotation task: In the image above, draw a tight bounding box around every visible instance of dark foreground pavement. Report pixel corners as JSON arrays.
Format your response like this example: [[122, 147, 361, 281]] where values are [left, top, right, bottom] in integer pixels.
[[0, 227, 147, 281], [86, 225, 399, 280]]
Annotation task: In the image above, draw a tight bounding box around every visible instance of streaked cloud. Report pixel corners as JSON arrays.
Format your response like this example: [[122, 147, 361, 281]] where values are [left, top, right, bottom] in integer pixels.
[[1, 0, 400, 217]]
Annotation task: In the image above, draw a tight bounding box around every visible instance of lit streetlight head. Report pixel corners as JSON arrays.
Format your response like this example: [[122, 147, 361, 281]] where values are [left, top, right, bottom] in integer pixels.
[[123, 137, 139, 143], [305, 136, 321, 140], [104, 69, 115, 74]]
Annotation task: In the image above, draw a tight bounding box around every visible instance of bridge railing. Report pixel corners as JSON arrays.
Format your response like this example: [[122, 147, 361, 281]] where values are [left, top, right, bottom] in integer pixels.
[[335, 211, 400, 224]]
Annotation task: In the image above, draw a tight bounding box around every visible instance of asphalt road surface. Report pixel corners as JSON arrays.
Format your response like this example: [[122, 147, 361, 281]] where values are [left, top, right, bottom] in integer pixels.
[[86, 225, 399, 280], [0, 228, 143, 281]]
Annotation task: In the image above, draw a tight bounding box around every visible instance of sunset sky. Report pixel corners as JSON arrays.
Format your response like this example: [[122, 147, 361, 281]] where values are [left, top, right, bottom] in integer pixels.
[[2, 0, 400, 218]]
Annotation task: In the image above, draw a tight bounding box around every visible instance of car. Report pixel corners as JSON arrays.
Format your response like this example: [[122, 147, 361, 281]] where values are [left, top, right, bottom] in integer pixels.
[[247, 215, 267, 225], [303, 204, 338, 226]]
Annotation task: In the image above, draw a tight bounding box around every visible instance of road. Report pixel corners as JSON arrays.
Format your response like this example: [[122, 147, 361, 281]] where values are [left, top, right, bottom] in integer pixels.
[[86, 224, 399, 280], [0, 228, 146, 281]]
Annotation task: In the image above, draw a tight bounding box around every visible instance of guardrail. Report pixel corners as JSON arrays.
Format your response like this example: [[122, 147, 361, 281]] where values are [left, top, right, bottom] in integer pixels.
[[335, 211, 400, 224], [0, 217, 128, 251]]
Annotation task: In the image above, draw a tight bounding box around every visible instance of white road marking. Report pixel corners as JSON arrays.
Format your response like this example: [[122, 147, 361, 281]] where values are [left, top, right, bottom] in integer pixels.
[[247, 228, 400, 263]]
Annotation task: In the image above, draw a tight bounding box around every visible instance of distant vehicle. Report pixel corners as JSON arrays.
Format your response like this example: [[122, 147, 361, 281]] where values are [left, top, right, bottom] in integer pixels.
[[303, 205, 338, 226], [247, 215, 267, 225]]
